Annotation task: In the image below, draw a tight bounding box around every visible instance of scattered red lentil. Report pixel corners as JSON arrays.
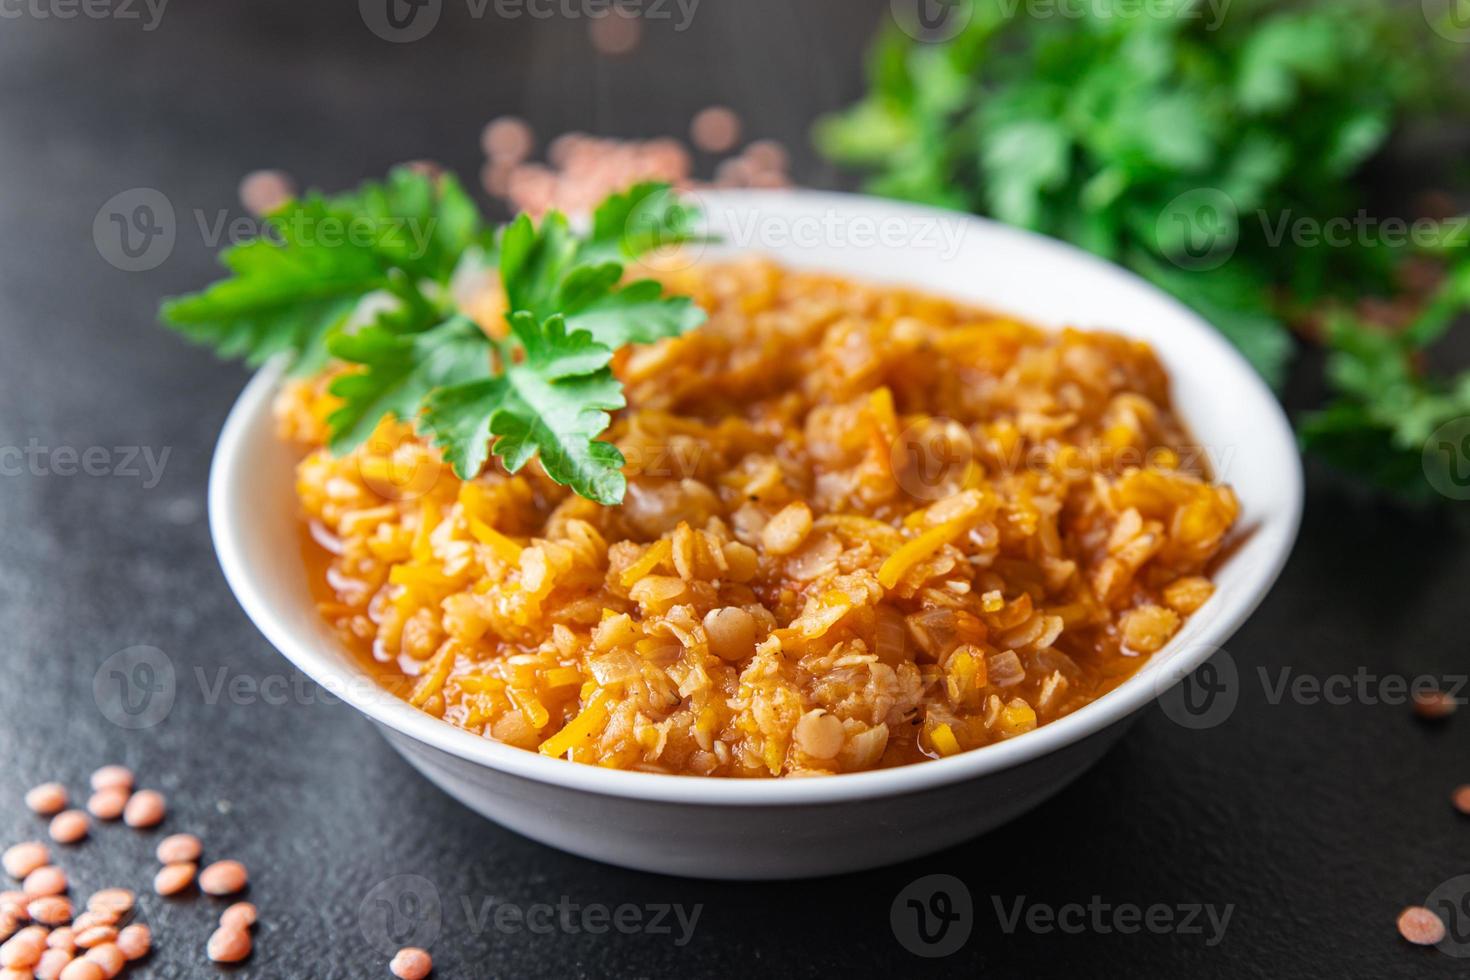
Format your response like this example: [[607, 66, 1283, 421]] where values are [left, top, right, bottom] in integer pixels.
[[198, 861, 247, 897], [120, 791, 165, 830], [28, 896, 73, 927], [82, 942, 125, 978], [205, 925, 251, 964], [22, 865, 66, 897], [238, 170, 296, 218], [219, 902, 256, 931], [0, 926, 43, 968], [588, 7, 641, 55], [47, 928, 76, 952], [390, 946, 433, 980], [1397, 905, 1446, 945], [114, 925, 148, 962], [48, 812, 89, 846], [85, 790, 129, 823], [152, 863, 196, 897], [481, 117, 534, 165], [25, 785, 69, 817], [1413, 689, 1457, 720], [86, 891, 132, 918], [741, 138, 790, 175], [35, 946, 72, 979], [3, 843, 49, 879], [74, 927, 116, 950], [58, 958, 104, 980], [87, 769, 132, 795], [1453, 785, 1470, 815], [690, 106, 742, 154], [154, 834, 201, 865], [72, 912, 116, 933]]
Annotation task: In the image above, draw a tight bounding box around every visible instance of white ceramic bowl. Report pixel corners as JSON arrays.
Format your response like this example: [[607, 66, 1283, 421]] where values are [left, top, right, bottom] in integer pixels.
[[209, 190, 1302, 880]]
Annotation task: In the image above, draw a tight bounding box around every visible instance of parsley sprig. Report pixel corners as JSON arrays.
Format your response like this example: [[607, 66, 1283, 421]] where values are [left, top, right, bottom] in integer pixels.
[[161, 171, 705, 504]]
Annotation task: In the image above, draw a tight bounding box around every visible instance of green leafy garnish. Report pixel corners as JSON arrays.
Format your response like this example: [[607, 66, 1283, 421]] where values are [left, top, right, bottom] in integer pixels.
[[1300, 243, 1470, 499], [161, 168, 484, 375], [160, 170, 706, 504], [817, 0, 1465, 493], [424, 311, 629, 505]]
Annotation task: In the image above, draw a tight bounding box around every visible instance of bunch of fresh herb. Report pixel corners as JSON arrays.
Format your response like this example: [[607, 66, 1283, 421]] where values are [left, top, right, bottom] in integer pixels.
[[816, 0, 1463, 492], [162, 170, 704, 504], [1300, 228, 1470, 498]]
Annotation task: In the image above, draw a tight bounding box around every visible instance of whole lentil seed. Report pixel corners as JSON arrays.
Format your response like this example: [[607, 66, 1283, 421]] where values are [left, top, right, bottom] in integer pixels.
[[87, 768, 131, 795], [114, 924, 149, 961], [2, 843, 49, 880], [48, 813, 88, 846], [26, 896, 72, 927], [152, 863, 196, 897], [219, 902, 256, 931], [390, 947, 433, 980], [73, 927, 115, 950], [205, 925, 251, 963], [58, 959, 104, 980], [22, 866, 67, 897], [198, 860, 247, 896], [35, 946, 72, 979], [84, 891, 132, 918], [24, 785, 68, 817], [82, 942, 124, 979], [85, 790, 129, 823], [0, 930, 42, 968], [121, 791, 165, 829], [1397, 905, 1446, 945], [154, 834, 201, 865]]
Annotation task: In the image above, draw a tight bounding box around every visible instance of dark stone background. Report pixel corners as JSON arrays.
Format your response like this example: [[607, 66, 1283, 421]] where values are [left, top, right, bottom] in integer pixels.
[[1, 2, 1468, 977]]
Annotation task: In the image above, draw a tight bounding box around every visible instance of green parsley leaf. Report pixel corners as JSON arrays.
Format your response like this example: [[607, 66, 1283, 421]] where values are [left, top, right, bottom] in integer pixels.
[[325, 315, 492, 454], [162, 174, 711, 504], [423, 312, 628, 503], [160, 168, 481, 374]]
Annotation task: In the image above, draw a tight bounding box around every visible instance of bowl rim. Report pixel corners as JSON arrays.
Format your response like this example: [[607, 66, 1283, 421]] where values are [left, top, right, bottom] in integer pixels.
[[208, 188, 1303, 807]]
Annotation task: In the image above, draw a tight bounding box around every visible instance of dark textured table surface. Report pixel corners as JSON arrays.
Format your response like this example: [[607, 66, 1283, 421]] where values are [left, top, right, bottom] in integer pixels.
[[3, 2, 1470, 977]]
